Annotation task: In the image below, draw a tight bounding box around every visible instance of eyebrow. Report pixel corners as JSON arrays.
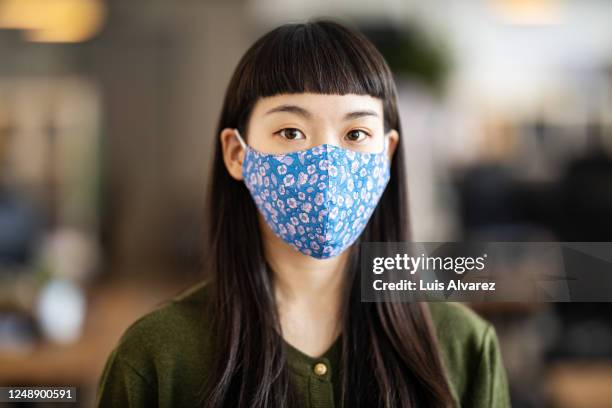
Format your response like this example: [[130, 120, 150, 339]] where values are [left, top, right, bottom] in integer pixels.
[[343, 110, 379, 120], [264, 104, 379, 120], [265, 105, 312, 118]]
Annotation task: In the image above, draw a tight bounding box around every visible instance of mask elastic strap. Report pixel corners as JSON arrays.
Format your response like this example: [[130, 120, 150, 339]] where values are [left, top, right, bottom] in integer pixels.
[[234, 129, 248, 150], [383, 131, 391, 154]]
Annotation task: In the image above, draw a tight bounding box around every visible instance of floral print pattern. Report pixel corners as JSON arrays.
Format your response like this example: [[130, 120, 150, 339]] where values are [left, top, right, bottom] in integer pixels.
[[242, 144, 391, 259]]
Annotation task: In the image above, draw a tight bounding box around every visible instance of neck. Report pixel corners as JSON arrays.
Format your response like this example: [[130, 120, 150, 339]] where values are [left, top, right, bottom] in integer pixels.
[[260, 217, 349, 352], [263, 223, 349, 304]]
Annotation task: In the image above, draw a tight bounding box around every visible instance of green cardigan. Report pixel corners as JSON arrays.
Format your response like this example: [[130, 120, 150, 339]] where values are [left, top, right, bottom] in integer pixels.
[[96, 280, 511, 407]]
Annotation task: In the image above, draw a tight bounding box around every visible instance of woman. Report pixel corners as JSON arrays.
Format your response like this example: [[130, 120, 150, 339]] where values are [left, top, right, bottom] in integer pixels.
[[97, 19, 510, 408]]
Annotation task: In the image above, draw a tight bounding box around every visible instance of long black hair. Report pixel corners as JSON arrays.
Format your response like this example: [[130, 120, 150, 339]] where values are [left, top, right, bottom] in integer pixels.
[[199, 18, 455, 407]]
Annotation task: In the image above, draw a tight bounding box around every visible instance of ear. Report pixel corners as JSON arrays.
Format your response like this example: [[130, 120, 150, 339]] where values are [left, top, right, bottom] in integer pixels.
[[385, 129, 399, 162], [220, 127, 245, 180]]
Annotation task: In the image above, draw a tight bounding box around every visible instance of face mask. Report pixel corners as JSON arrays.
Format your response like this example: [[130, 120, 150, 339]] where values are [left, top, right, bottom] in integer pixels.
[[235, 130, 392, 259]]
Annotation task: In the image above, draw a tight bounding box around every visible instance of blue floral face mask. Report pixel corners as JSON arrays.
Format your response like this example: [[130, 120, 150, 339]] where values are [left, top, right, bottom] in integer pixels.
[[235, 130, 392, 259]]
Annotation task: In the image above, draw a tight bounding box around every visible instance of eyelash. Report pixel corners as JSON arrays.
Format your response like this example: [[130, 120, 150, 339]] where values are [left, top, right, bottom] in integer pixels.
[[274, 127, 372, 142], [274, 128, 305, 140], [346, 129, 371, 142]]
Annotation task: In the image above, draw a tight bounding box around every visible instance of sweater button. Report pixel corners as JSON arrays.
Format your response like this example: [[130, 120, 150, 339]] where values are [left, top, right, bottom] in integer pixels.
[[313, 362, 327, 376]]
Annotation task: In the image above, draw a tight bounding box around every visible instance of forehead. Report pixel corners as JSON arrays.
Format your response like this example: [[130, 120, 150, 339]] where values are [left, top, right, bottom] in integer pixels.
[[250, 93, 384, 118]]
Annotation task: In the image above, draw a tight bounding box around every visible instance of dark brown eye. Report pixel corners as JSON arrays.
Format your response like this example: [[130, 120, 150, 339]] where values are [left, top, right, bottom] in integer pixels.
[[278, 128, 305, 140], [346, 129, 368, 142]]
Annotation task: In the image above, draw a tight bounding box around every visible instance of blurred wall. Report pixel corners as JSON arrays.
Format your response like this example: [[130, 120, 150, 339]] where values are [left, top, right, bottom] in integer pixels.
[[90, 1, 253, 277]]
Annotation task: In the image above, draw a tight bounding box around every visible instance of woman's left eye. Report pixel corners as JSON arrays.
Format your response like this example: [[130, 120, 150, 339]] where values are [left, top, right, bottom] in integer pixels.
[[345, 129, 369, 142]]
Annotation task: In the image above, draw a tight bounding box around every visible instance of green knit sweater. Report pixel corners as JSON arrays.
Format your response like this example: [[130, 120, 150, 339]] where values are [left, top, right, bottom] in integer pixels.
[[96, 280, 511, 407]]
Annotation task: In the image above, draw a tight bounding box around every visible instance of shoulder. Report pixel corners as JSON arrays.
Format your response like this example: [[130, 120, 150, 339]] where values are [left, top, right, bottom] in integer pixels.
[[428, 302, 491, 351], [113, 279, 212, 366], [427, 302, 510, 407], [97, 280, 214, 406], [427, 302, 492, 385]]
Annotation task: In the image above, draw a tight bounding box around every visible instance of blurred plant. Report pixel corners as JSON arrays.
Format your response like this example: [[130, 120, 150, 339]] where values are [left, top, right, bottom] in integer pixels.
[[359, 20, 453, 96]]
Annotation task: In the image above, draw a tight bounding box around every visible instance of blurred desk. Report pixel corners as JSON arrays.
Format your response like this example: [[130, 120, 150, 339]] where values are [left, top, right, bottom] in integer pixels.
[[0, 277, 190, 387], [546, 361, 612, 408]]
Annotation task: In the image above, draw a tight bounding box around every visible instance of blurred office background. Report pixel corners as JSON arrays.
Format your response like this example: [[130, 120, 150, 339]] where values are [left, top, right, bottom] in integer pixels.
[[1, 0, 612, 406]]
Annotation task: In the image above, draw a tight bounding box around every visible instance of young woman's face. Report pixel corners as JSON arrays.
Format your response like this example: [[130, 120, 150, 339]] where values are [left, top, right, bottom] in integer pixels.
[[246, 93, 395, 155], [221, 92, 398, 182], [220, 92, 399, 259]]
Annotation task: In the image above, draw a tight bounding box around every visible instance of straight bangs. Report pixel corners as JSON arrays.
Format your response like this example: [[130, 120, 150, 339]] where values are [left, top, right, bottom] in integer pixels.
[[229, 20, 399, 133]]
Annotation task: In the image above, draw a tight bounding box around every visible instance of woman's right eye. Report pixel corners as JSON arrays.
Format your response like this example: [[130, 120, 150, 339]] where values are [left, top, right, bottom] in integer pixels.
[[275, 128, 305, 140]]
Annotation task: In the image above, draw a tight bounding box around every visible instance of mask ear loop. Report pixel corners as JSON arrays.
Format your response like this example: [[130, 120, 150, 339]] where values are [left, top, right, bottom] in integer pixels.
[[383, 130, 391, 155], [234, 128, 248, 150]]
